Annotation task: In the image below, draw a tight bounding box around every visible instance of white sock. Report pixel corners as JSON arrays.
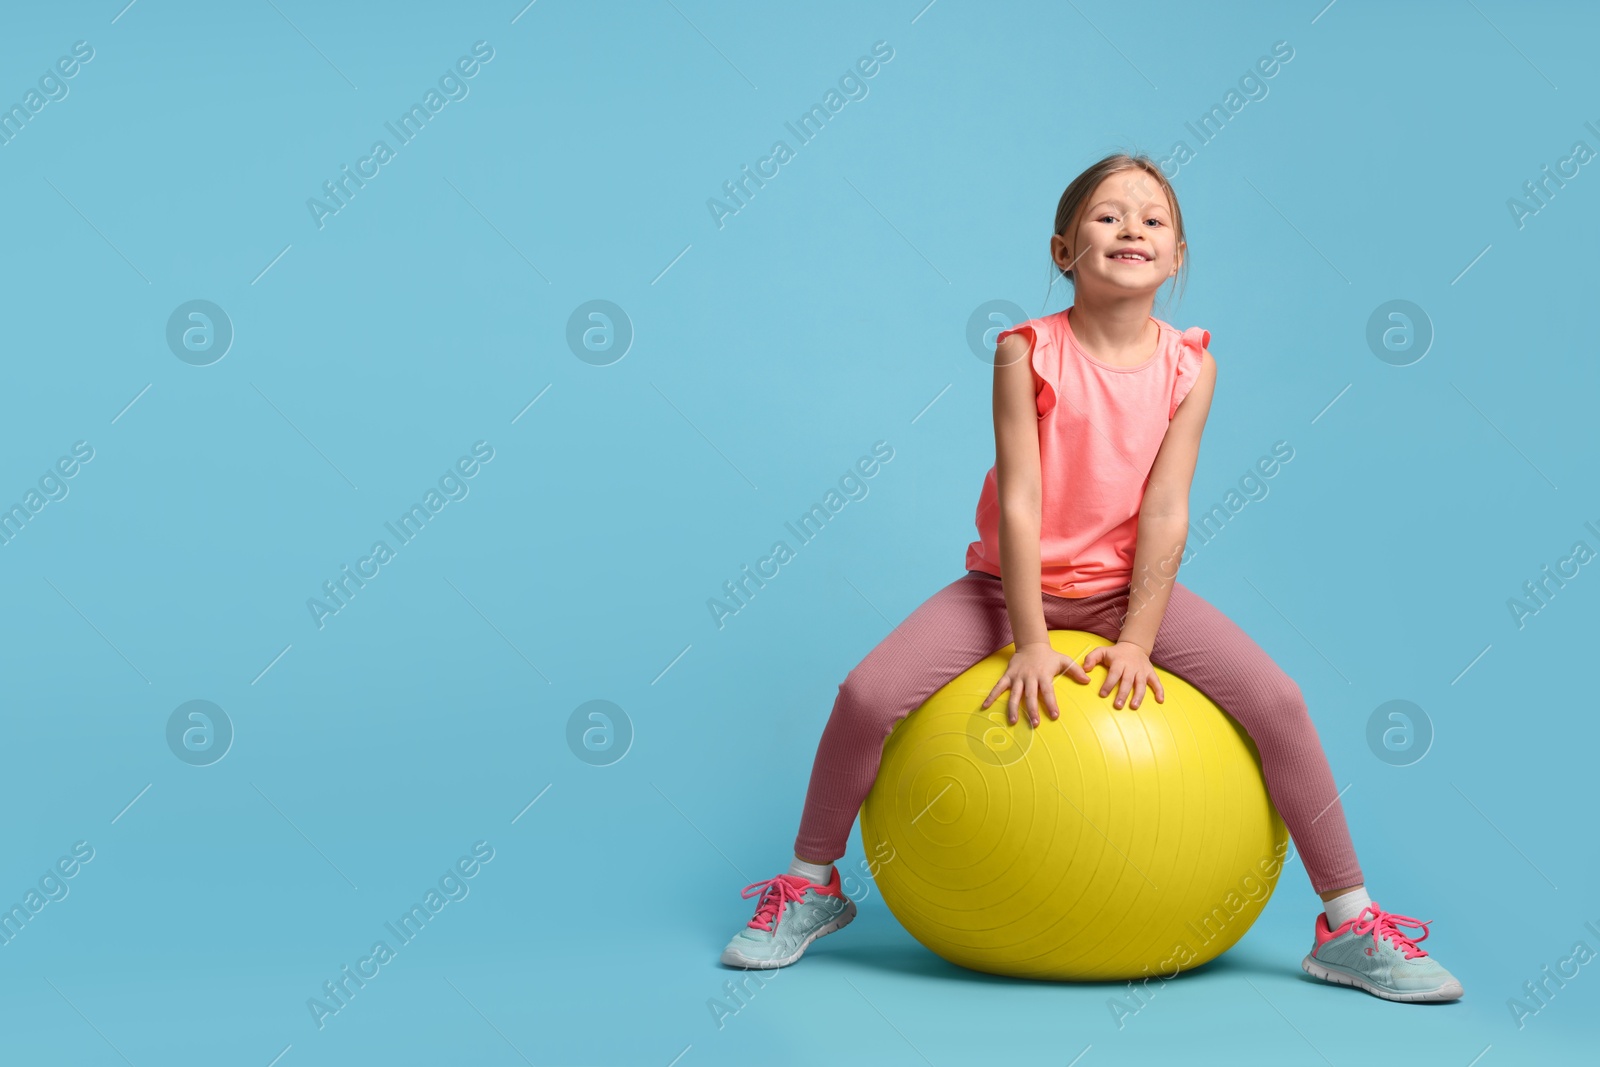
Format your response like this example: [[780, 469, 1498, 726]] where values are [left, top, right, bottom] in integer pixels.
[[788, 856, 834, 886], [1323, 886, 1372, 930]]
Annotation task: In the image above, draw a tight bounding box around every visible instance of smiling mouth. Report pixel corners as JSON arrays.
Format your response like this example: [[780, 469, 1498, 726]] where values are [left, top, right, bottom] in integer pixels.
[[1109, 252, 1151, 263]]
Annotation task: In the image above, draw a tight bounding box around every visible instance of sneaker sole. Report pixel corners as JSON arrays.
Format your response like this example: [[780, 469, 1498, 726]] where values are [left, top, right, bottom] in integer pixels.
[[721, 899, 858, 969], [1300, 953, 1463, 1002]]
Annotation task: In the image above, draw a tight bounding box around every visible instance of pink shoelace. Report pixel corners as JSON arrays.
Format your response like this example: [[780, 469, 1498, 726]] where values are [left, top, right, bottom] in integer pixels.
[[1348, 903, 1432, 959], [741, 874, 811, 932]]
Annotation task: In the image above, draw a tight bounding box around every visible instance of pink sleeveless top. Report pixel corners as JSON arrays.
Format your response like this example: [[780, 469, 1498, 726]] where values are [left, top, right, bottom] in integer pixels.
[[964, 306, 1210, 598]]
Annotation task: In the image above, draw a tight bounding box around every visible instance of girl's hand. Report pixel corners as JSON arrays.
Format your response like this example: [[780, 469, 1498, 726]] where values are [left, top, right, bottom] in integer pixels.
[[980, 643, 1091, 728], [1082, 640, 1165, 710]]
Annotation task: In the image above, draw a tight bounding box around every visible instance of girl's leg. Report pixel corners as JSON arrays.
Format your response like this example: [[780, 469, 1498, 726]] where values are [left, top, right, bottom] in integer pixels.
[[792, 571, 1073, 864], [1077, 580, 1363, 895]]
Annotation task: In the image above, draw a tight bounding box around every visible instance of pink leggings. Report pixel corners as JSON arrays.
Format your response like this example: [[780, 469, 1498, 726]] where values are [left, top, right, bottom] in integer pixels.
[[794, 570, 1363, 895]]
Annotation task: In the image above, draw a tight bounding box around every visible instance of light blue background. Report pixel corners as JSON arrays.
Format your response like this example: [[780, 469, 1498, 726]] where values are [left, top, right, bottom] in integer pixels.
[[0, 1, 1594, 1064]]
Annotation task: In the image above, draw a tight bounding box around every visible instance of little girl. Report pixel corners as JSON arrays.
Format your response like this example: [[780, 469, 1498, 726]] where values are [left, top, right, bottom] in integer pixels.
[[721, 153, 1463, 1004]]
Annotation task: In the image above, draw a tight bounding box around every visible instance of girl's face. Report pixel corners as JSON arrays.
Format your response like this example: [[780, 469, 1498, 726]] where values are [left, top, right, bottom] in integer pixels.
[[1053, 170, 1182, 297]]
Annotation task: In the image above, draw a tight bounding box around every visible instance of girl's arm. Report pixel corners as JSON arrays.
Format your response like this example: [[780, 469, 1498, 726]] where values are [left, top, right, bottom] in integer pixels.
[[991, 329, 1051, 650], [980, 329, 1093, 728], [1119, 349, 1218, 653]]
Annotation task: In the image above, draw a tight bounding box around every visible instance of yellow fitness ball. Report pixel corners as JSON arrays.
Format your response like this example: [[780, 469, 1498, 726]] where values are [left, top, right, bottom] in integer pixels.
[[859, 630, 1290, 982]]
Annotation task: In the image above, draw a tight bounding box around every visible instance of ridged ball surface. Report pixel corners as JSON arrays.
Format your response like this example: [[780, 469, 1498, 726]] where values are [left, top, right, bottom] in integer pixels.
[[860, 630, 1290, 981]]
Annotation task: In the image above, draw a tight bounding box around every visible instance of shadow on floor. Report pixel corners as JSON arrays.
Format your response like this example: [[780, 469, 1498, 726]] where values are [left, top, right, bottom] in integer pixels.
[[802, 926, 1305, 990]]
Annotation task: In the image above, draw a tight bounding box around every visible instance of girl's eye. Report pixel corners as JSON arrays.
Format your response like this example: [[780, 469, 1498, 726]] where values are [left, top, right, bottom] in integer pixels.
[[1145, 218, 1163, 227]]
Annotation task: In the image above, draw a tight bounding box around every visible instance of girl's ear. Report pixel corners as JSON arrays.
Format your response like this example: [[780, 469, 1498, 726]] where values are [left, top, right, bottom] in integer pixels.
[[1052, 232, 1078, 276]]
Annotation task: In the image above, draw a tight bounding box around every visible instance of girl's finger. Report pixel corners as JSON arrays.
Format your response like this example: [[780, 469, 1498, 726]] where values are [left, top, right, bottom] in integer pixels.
[[1152, 675, 1166, 703], [1025, 678, 1041, 727], [980, 676, 1007, 709], [1130, 677, 1147, 709]]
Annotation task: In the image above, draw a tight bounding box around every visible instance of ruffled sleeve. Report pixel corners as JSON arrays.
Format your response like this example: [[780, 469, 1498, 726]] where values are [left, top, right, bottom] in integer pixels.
[[1169, 326, 1210, 419], [995, 320, 1057, 418]]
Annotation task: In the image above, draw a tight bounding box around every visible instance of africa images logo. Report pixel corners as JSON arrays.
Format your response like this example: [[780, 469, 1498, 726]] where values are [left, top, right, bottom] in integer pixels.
[[306, 41, 495, 229], [306, 841, 494, 1030]]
